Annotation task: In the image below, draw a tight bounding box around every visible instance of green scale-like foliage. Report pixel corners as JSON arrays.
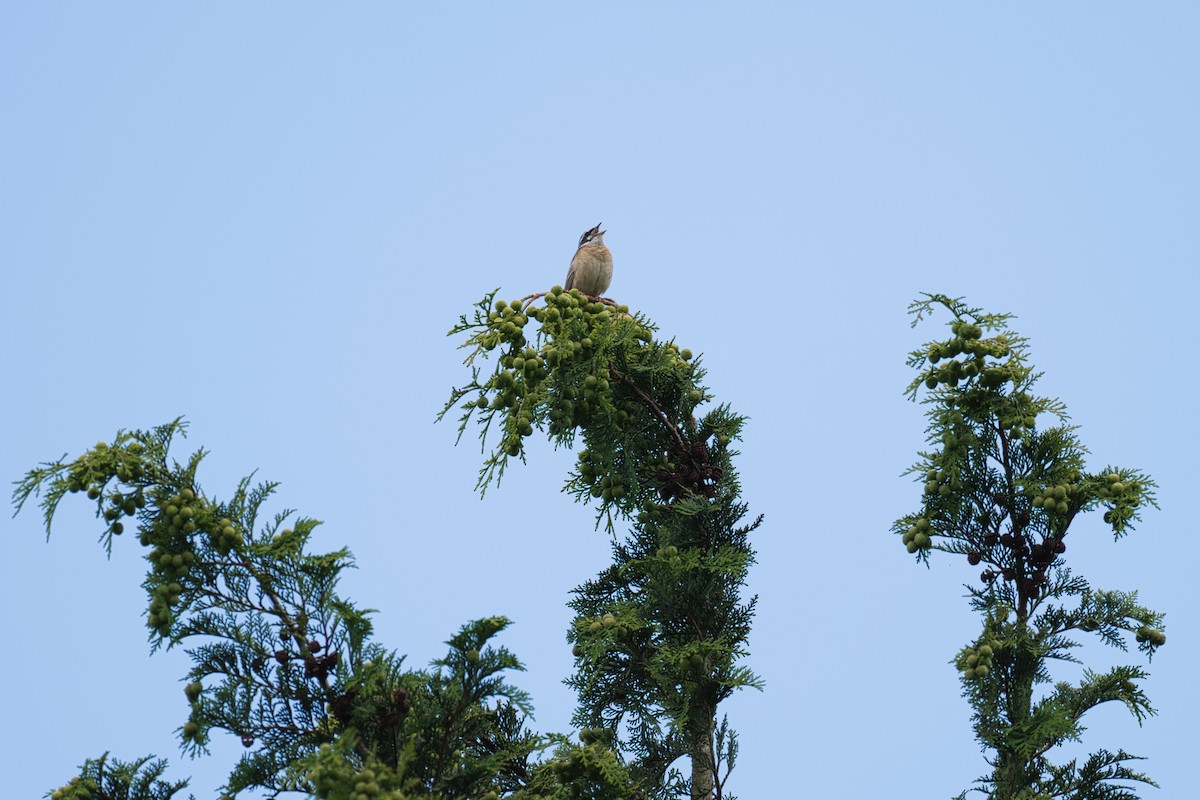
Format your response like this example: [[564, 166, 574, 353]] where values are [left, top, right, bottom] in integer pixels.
[[443, 288, 761, 799], [15, 421, 633, 800], [14, 420, 373, 795], [894, 294, 1165, 800], [46, 754, 191, 800]]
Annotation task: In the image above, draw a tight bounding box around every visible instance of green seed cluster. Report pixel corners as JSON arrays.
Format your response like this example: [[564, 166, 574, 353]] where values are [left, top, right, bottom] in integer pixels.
[[480, 299, 533, 457], [923, 467, 960, 498], [1031, 483, 1077, 516], [1098, 473, 1140, 533], [938, 429, 976, 457], [997, 407, 1037, 441], [152, 494, 242, 555], [1098, 473, 1132, 496], [489, 349, 546, 409], [485, 297, 531, 343], [956, 640, 998, 679], [926, 409, 980, 468], [530, 289, 639, 369], [655, 544, 680, 561], [305, 750, 405, 800], [573, 609, 637, 656], [554, 376, 619, 435], [96, 486, 145, 536], [579, 727, 611, 745], [902, 517, 933, 553], [486, 332, 547, 456], [529, 287, 628, 329], [501, 347, 548, 386], [923, 321, 1013, 390], [49, 776, 100, 800], [660, 342, 698, 380], [144, 569, 187, 636], [1135, 626, 1166, 646], [480, 291, 642, 453], [577, 449, 628, 501], [65, 441, 147, 489], [538, 291, 639, 437], [65, 441, 149, 537], [139, 488, 243, 637]]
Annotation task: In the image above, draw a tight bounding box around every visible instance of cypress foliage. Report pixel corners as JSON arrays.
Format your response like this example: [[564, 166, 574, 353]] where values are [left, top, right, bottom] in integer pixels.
[[15, 285, 760, 800], [14, 421, 631, 799], [443, 287, 762, 799], [46, 754, 189, 800], [895, 294, 1165, 800]]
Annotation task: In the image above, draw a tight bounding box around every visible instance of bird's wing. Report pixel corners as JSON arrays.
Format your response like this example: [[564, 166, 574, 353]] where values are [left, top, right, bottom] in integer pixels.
[[564, 257, 578, 290]]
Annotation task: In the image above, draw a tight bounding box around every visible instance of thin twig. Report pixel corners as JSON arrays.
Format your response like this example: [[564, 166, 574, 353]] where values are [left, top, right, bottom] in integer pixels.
[[609, 367, 688, 454]]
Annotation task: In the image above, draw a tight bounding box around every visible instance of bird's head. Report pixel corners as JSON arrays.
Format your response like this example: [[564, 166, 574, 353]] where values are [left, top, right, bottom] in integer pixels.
[[578, 223, 606, 247]]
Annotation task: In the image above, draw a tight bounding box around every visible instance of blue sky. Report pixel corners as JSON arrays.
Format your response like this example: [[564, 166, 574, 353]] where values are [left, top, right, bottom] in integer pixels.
[[2, 4, 1197, 798]]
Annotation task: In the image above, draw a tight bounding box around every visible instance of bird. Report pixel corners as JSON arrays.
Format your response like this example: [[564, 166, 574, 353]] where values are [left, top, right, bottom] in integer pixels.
[[564, 223, 613, 297]]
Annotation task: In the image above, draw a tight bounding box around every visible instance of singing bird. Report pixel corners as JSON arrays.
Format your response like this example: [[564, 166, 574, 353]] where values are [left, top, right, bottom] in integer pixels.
[[564, 223, 613, 297]]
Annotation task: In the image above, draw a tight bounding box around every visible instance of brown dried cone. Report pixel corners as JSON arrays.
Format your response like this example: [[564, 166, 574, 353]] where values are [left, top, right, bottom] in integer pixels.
[[330, 689, 357, 725], [656, 440, 724, 501]]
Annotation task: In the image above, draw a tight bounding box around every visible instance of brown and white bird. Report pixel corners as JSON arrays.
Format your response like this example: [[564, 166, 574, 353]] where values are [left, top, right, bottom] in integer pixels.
[[564, 223, 613, 297]]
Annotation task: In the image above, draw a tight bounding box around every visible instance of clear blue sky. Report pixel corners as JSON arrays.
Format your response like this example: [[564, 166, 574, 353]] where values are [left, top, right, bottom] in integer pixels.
[[2, 4, 1197, 798]]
